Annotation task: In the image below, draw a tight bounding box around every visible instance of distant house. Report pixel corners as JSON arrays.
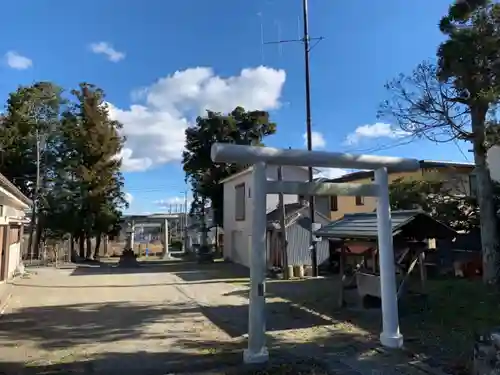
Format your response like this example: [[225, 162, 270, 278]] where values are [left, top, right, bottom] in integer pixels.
[[316, 160, 476, 221], [221, 164, 327, 268], [0, 173, 32, 282]]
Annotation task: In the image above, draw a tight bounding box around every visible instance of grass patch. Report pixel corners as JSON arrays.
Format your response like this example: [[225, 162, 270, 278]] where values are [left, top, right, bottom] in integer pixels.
[[259, 276, 499, 371], [400, 278, 500, 364], [223, 361, 331, 375]]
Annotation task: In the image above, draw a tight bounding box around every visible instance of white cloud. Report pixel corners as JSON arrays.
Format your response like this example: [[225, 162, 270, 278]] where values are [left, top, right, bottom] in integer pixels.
[[314, 168, 350, 179], [124, 192, 133, 204], [89, 42, 125, 62], [109, 66, 286, 172], [5, 51, 32, 70], [344, 122, 409, 145], [303, 131, 326, 150]]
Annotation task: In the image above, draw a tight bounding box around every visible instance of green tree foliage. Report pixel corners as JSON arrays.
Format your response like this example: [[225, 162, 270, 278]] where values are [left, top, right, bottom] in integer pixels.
[[0, 82, 65, 256], [389, 178, 479, 232], [0, 81, 128, 260], [0, 82, 63, 197], [60, 83, 128, 258], [182, 107, 276, 227], [380, 0, 500, 283]]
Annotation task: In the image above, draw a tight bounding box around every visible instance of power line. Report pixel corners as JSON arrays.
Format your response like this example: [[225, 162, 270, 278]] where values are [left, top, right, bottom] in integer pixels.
[[453, 138, 470, 161]]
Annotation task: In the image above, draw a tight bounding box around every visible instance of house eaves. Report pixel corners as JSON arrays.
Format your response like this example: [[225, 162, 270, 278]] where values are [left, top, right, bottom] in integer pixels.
[[326, 159, 475, 183], [0, 173, 32, 207], [219, 165, 320, 185]]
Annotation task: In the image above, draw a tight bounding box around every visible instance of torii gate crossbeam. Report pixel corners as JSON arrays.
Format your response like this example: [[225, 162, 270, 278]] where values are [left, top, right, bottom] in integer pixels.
[[211, 143, 420, 364]]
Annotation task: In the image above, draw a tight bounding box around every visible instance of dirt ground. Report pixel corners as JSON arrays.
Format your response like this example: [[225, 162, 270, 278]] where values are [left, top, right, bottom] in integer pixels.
[[0, 260, 437, 375]]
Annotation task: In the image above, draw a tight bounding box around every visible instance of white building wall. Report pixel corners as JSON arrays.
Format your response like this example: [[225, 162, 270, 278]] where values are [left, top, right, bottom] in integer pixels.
[[2, 204, 27, 280], [7, 242, 21, 279], [223, 165, 310, 267], [223, 171, 251, 264], [4, 206, 25, 218], [487, 146, 500, 183]]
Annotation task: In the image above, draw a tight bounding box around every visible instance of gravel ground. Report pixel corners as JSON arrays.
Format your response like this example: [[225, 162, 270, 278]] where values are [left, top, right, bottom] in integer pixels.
[[0, 261, 437, 375]]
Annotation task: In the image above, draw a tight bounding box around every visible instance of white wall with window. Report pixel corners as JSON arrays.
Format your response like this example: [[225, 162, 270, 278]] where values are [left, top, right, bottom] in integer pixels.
[[221, 165, 310, 267]]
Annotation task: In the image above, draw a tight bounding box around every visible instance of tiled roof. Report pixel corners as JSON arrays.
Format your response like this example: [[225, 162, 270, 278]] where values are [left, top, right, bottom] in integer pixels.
[[315, 210, 455, 240]]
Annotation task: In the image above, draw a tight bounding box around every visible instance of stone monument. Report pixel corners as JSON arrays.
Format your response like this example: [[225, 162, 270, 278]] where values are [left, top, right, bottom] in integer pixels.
[[118, 223, 140, 268]]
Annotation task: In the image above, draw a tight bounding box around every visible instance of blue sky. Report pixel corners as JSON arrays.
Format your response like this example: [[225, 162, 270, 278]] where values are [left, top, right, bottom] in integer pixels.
[[0, 0, 469, 214]]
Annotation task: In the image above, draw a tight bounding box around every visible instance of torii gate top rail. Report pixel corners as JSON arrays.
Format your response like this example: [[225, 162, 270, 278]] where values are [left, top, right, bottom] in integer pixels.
[[210, 142, 420, 363], [211, 143, 420, 172]]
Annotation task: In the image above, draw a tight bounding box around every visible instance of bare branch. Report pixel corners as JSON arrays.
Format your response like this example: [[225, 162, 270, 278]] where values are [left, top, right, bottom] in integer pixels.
[[379, 61, 474, 143]]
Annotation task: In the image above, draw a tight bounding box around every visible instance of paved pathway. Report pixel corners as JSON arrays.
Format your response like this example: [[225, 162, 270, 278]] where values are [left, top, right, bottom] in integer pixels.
[[0, 260, 446, 374]]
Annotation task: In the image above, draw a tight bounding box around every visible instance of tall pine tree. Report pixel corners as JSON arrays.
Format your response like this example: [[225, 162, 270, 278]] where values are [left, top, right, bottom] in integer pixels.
[[60, 83, 127, 258]]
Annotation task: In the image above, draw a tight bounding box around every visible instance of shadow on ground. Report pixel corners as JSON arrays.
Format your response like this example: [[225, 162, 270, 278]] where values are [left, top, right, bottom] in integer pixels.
[[0, 300, 331, 347], [217, 270, 472, 374], [200, 302, 332, 338], [69, 259, 249, 281], [0, 346, 364, 375], [0, 301, 196, 350], [0, 300, 376, 374], [0, 261, 451, 374]]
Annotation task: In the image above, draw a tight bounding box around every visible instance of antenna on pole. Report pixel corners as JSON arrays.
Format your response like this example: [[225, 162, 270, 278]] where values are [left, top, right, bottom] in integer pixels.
[[257, 12, 265, 64], [273, 20, 284, 57], [297, 15, 301, 41], [263, 3, 324, 52]]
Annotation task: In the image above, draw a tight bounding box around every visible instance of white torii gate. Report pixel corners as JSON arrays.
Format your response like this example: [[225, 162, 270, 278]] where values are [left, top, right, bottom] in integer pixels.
[[211, 143, 420, 364]]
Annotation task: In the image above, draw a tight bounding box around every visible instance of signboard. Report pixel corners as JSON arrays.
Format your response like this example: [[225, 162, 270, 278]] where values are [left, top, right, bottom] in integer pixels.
[[134, 232, 151, 244]]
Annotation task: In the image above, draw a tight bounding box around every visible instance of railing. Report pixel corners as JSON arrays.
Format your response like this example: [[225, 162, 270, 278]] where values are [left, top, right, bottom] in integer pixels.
[[21, 238, 72, 268]]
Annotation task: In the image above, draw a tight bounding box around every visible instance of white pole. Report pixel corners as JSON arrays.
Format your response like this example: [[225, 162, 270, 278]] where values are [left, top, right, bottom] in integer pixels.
[[244, 161, 269, 364], [375, 167, 403, 348], [130, 221, 135, 251], [163, 219, 169, 258]]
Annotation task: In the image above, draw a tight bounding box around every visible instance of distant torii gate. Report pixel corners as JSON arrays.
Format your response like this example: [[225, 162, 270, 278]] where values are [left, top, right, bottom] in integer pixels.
[[211, 143, 420, 364], [124, 214, 183, 258]]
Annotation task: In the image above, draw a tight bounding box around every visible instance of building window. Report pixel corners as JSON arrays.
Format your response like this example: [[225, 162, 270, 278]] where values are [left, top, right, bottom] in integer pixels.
[[330, 196, 338, 211], [469, 174, 478, 197], [355, 196, 364, 206], [235, 183, 246, 221]]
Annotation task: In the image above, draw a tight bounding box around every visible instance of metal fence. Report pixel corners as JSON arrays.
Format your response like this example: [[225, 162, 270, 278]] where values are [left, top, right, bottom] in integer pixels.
[[21, 235, 72, 268]]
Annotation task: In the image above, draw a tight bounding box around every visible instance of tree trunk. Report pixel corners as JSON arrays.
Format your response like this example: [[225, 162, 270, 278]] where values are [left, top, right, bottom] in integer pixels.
[[85, 235, 92, 259], [472, 105, 500, 284], [33, 218, 43, 260], [201, 197, 208, 246], [103, 235, 108, 256], [70, 235, 76, 262], [93, 233, 102, 259], [78, 232, 85, 258], [26, 206, 36, 260]]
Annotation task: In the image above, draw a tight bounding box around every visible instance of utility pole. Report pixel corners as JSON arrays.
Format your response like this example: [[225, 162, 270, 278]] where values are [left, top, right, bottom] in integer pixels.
[[27, 128, 41, 260], [264, 0, 323, 277], [301, 0, 318, 277]]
